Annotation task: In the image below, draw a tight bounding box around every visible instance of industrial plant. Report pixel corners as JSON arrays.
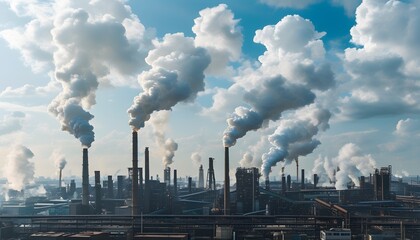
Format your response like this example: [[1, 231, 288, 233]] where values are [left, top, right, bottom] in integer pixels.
[[1, 135, 420, 240]]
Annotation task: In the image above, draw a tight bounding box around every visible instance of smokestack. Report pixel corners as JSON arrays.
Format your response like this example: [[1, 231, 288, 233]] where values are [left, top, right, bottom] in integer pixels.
[[117, 175, 124, 199], [164, 167, 171, 186], [295, 158, 299, 182], [282, 174, 286, 194], [82, 148, 89, 208], [59, 169, 62, 189], [94, 171, 102, 214], [139, 167, 143, 212], [301, 169, 305, 189], [360, 176, 365, 190], [313, 174, 318, 189], [198, 165, 204, 189], [224, 147, 230, 215], [287, 174, 291, 190], [174, 169, 177, 197], [265, 176, 270, 191], [188, 177, 192, 193], [132, 131, 139, 215], [207, 158, 216, 190], [144, 147, 150, 213], [107, 175, 113, 198]]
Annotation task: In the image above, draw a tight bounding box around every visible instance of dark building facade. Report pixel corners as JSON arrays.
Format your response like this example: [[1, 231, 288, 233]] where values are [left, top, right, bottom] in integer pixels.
[[235, 167, 260, 214]]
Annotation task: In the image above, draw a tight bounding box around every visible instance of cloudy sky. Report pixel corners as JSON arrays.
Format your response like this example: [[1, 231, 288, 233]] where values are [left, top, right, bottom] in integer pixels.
[[0, 0, 419, 188]]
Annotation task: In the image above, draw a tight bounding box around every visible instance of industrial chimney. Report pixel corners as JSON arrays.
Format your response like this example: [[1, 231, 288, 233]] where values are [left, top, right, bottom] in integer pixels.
[[265, 176, 270, 191], [301, 169, 305, 189], [59, 169, 62, 189], [198, 165, 204, 189], [107, 175, 114, 198], [207, 158, 216, 190], [132, 131, 139, 215], [94, 171, 102, 214], [287, 174, 291, 190], [188, 177, 192, 193], [144, 147, 150, 213], [173, 169, 177, 197], [82, 148, 89, 209], [313, 174, 318, 189], [224, 147, 230, 215], [282, 174, 286, 194]]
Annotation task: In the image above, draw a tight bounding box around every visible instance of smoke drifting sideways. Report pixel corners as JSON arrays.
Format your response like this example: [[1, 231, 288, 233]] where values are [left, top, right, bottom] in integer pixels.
[[312, 143, 377, 190], [150, 111, 178, 168], [1, 0, 153, 148], [128, 33, 211, 131], [222, 15, 334, 147], [3, 145, 35, 192], [261, 105, 331, 178]]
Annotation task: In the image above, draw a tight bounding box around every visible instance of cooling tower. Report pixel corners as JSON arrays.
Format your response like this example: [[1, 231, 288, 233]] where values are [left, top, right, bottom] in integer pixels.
[[82, 148, 89, 207], [224, 147, 230, 215], [132, 130, 139, 215]]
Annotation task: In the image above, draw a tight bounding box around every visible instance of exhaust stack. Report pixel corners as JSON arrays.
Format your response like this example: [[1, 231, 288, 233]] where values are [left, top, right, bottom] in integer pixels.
[[94, 171, 102, 214], [82, 148, 89, 208], [59, 169, 62, 189], [224, 147, 230, 215], [132, 131, 139, 215], [144, 147, 150, 213]]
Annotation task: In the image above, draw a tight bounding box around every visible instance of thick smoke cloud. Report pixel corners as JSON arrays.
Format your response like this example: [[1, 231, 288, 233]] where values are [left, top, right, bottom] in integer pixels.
[[312, 143, 377, 190], [222, 15, 334, 147], [191, 152, 202, 166], [339, 0, 420, 119], [193, 4, 242, 75], [150, 111, 178, 168], [1, 0, 153, 147], [128, 33, 210, 130], [0, 111, 26, 136], [261, 105, 331, 178], [3, 145, 35, 191]]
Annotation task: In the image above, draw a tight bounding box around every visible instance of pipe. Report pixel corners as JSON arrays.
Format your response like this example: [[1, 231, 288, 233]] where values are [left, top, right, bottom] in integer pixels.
[[224, 147, 230, 215], [82, 148, 89, 207], [132, 130, 139, 215]]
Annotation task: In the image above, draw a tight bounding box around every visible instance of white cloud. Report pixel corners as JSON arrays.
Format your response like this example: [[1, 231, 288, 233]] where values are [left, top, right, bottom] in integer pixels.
[[260, 0, 321, 9], [339, 0, 420, 119], [394, 118, 420, 136], [193, 4, 242, 76], [0, 111, 26, 135]]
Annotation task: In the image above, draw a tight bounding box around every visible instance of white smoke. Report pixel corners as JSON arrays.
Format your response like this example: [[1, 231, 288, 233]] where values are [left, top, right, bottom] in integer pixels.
[[261, 105, 331, 178], [191, 152, 202, 166], [149, 111, 178, 168], [51, 150, 67, 170], [312, 143, 377, 190], [239, 152, 254, 168], [1, 0, 153, 147], [222, 15, 334, 147], [128, 33, 210, 130], [3, 145, 35, 191]]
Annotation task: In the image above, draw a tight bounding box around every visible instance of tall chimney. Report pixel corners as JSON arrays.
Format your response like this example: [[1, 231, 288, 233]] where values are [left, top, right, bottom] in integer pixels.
[[117, 175, 124, 199], [188, 177, 192, 193], [94, 171, 102, 214], [144, 147, 150, 213], [59, 169, 62, 189], [282, 174, 286, 194], [173, 169, 177, 197], [295, 158, 299, 182], [198, 165, 204, 189], [132, 131, 139, 215], [224, 147, 230, 215], [313, 174, 318, 189], [139, 167, 143, 212], [107, 175, 113, 198], [287, 174, 291, 190], [301, 169, 305, 189], [82, 148, 89, 208], [265, 176, 270, 191]]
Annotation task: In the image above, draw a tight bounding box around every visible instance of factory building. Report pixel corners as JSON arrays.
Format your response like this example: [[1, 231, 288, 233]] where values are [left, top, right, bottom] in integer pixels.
[[235, 167, 260, 214]]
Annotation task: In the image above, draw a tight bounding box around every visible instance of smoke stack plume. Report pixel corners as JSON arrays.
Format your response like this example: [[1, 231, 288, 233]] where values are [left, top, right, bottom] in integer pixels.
[[132, 131, 139, 215], [3, 145, 35, 192], [82, 148, 89, 207], [52, 151, 67, 188], [224, 147, 230, 215]]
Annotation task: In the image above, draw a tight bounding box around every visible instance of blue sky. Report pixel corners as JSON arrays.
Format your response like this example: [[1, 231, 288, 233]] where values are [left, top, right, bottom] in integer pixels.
[[1, 0, 419, 191]]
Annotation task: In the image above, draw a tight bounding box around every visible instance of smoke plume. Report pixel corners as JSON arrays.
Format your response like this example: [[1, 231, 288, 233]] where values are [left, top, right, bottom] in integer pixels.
[[261, 105, 331, 178], [191, 152, 202, 166], [128, 33, 210, 130], [312, 143, 377, 190], [1, 1, 153, 147], [0, 111, 26, 136], [222, 15, 334, 147], [149, 111, 178, 167], [51, 150, 67, 170], [3, 145, 35, 191]]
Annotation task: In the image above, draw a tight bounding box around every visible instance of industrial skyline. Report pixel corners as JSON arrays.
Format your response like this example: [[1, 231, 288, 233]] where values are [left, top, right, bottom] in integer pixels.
[[1, 0, 420, 196]]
